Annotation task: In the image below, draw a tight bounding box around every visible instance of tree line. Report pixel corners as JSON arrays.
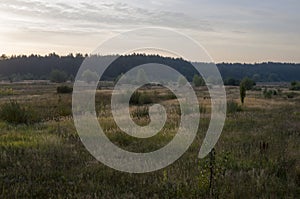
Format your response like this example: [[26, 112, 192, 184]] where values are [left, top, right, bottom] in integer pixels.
[[0, 53, 300, 82]]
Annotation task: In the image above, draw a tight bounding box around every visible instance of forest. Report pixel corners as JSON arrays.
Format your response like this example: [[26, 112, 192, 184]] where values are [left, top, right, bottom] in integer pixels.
[[0, 53, 299, 82]]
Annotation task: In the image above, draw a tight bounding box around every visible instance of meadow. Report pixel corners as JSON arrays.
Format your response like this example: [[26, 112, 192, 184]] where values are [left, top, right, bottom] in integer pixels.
[[0, 82, 299, 198]]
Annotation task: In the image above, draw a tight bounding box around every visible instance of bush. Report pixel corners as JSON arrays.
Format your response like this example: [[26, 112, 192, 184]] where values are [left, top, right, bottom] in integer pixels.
[[132, 106, 149, 118], [50, 69, 68, 83], [138, 93, 152, 105], [193, 74, 205, 87], [227, 101, 242, 114], [286, 92, 297, 99], [57, 86, 73, 94], [263, 88, 278, 99], [81, 69, 99, 83], [178, 76, 187, 87], [0, 101, 40, 124], [290, 81, 300, 91], [130, 91, 152, 105]]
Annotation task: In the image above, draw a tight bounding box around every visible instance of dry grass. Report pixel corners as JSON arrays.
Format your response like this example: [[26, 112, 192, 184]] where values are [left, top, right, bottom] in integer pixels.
[[0, 83, 299, 198]]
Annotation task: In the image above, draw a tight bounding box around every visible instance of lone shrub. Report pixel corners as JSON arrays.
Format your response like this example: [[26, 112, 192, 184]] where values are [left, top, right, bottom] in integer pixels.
[[263, 88, 272, 98], [81, 69, 99, 83], [263, 88, 278, 99], [193, 74, 205, 87], [0, 101, 40, 124], [130, 91, 152, 105], [57, 86, 73, 94], [178, 75, 187, 87], [290, 81, 300, 91]]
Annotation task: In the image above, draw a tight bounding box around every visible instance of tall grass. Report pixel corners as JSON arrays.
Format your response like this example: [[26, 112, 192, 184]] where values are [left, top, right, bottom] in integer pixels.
[[227, 101, 242, 114], [0, 84, 300, 198], [0, 100, 41, 124]]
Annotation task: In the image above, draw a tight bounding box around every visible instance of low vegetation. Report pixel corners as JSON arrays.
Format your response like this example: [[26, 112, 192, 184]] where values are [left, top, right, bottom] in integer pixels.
[[193, 74, 205, 87], [0, 88, 14, 95], [263, 88, 278, 98], [57, 85, 73, 94], [129, 91, 152, 105], [290, 81, 300, 90], [0, 100, 40, 124], [0, 82, 299, 198], [227, 100, 242, 113]]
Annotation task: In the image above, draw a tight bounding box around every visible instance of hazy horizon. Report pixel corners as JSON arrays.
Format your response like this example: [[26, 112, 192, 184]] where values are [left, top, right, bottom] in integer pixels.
[[1, 52, 300, 65]]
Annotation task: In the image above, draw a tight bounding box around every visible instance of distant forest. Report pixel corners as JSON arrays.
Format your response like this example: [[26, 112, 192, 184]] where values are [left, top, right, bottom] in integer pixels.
[[0, 53, 300, 82]]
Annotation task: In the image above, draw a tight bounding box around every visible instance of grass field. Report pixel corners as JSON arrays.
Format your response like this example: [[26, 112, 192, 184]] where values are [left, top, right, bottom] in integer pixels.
[[0, 82, 299, 198]]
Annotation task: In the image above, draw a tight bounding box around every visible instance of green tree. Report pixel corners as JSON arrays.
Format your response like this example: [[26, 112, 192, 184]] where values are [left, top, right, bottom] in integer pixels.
[[240, 77, 256, 90], [240, 83, 246, 104], [136, 69, 148, 84], [50, 70, 68, 83], [193, 74, 204, 87], [178, 75, 187, 87], [81, 69, 99, 83]]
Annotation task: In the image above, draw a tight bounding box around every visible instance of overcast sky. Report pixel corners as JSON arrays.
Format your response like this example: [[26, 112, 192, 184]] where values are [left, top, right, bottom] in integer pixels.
[[0, 0, 299, 62]]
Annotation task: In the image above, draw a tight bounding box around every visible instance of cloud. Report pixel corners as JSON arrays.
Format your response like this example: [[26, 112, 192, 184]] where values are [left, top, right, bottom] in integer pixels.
[[0, 0, 299, 62], [0, 0, 213, 34]]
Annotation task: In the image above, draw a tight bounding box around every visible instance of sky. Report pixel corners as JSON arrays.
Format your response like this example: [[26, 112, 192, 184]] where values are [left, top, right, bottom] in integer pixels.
[[0, 0, 299, 63]]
